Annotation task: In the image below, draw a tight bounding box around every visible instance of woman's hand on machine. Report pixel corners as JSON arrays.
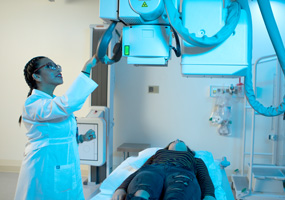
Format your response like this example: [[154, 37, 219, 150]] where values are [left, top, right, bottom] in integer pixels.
[[112, 189, 126, 200], [82, 54, 98, 76], [82, 129, 96, 142], [86, 54, 98, 68]]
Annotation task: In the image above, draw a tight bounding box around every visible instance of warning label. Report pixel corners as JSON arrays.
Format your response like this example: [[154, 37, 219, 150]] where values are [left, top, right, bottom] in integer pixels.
[[142, 1, 148, 7]]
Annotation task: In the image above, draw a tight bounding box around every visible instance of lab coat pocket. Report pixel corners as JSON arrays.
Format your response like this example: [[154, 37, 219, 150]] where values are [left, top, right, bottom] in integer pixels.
[[54, 163, 77, 193]]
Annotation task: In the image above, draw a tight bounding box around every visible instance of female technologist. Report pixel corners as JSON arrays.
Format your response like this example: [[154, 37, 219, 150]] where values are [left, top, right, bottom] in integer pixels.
[[15, 55, 98, 200]]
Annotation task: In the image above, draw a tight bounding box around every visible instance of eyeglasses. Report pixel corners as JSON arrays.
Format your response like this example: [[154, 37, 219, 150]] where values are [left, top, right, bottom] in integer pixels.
[[34, 62, 61, 73]]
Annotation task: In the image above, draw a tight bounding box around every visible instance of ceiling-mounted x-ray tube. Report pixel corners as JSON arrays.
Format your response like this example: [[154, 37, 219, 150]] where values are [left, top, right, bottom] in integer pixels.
[[97, 0, 285, 116]]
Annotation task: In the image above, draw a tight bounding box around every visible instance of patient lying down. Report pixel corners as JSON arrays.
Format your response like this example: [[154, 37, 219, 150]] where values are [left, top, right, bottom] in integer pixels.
[[112, 140, 216, 200]]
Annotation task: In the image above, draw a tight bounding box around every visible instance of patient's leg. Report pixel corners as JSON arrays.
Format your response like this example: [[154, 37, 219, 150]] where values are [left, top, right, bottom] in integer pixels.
[[134, 190, 150, 199], [163, 167, 201, 200], [126, 190, 150, 200], [126, 165, 164, 200]]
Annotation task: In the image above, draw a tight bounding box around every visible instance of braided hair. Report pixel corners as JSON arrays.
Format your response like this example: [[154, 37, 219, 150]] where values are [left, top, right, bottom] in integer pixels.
[[24, 56, 46, 97], [19, 56, 47, 125]]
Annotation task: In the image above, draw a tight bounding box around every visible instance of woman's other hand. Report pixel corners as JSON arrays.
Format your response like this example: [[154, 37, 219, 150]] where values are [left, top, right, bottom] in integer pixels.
[[82, 129, 96, 142], [112, 189, 127, 200]]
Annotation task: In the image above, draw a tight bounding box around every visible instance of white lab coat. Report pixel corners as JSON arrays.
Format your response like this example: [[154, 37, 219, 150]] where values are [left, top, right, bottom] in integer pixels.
[[15, 73, 98, 200]]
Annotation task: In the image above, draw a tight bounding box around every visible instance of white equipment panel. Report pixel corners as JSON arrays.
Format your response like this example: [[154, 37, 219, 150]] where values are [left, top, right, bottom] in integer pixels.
[[122, 25, 172, 65], [78, 117, 106, 166], [181, 0, 250, 77]]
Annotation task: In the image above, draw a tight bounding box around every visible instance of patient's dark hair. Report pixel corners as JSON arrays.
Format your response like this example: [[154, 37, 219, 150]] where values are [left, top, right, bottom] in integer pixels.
[[164, 140, 195, 156], [18, 56, 47, 125]]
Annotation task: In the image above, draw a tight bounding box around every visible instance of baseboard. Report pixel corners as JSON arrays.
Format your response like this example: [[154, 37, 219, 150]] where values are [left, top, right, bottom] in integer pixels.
[[0, 160, 21, 173]]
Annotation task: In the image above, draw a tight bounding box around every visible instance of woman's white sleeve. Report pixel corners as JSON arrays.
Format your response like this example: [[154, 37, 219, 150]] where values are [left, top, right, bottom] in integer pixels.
[[23, 73, 98, 121]]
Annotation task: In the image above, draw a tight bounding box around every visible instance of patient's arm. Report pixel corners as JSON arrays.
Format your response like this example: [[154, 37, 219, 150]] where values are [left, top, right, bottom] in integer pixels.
[[112, 189, 126, 200], [195, 158, 216, 199]]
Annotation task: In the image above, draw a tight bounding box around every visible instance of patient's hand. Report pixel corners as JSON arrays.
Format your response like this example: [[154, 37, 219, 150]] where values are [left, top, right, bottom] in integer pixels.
[[112, 189, 126, 200]]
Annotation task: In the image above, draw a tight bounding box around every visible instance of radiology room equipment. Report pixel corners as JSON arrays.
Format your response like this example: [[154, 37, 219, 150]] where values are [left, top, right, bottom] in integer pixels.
[[231, 55, 285, 200], [209, 91, 233, 136], [97, 0, 285, 117], [77, 112, 106, 167], [91, 148, 234, 200], [77, 24, 116, 184], [94, 0, 285, 198], [78, 107, 110, 184]]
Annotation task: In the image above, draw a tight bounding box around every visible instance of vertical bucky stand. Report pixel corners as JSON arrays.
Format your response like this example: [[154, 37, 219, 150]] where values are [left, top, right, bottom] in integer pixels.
[[83, 24, 115, 184]]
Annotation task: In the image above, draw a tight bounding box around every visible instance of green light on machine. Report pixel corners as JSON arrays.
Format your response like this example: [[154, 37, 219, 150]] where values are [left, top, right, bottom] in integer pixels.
[[124, 45, 130, 56]]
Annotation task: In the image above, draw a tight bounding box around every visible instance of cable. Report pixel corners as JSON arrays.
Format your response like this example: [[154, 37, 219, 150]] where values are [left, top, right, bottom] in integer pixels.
[[170, 26, 181, 57], [164, 0, 241, 47], [96, 21, 122, 65], [243, 0, 285, 116]]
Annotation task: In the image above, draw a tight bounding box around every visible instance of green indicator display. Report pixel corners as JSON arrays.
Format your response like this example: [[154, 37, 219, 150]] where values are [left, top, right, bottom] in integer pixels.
[[142, 2, 148, 7], [124, 45, 130, 56]]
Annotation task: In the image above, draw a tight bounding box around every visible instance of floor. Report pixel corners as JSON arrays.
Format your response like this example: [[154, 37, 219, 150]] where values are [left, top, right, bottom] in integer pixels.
[[0, 172, 100, 200]]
